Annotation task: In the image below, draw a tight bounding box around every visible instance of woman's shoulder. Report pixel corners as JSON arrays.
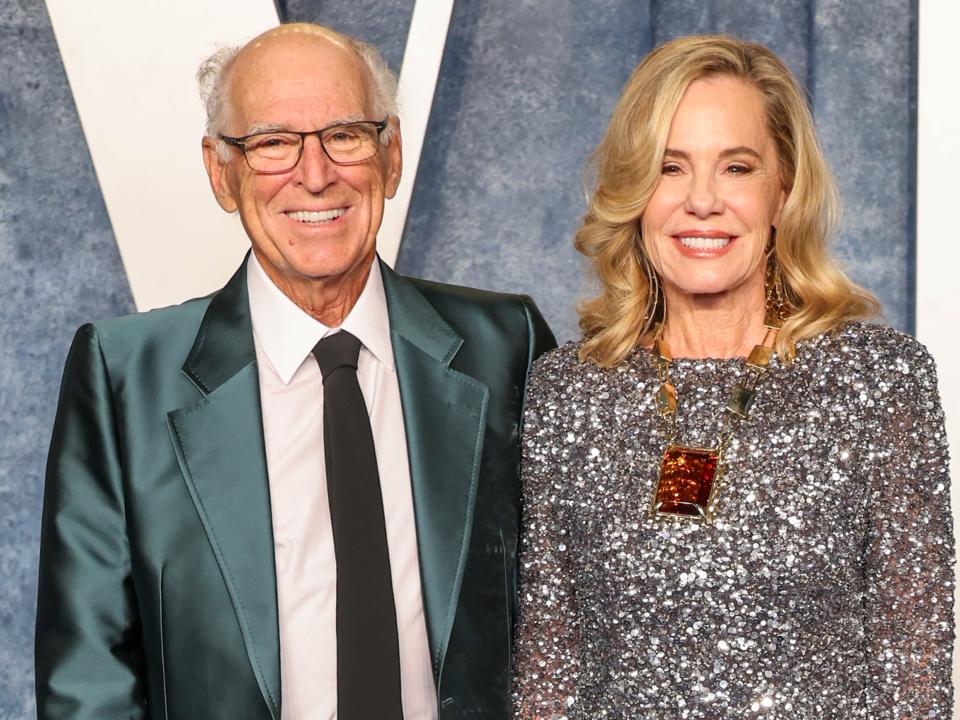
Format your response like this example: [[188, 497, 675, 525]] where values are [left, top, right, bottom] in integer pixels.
[[526, 340, 643, 401], [814, 320, 932, 357], [530, 339, 644, 381], [527, 341, 585, 393], [531, 340, 583, 374], [823, 320, 925, 349], [799, 320, 939, 389]]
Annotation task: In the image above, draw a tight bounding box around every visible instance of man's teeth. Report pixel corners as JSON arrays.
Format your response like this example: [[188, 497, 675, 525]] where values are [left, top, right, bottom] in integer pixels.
[[287, 209, 345, 223], [678, 236, 731, 250]]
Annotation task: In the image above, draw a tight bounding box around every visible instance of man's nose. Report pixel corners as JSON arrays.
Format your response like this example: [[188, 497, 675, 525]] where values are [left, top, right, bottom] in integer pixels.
[[295, 135, 337, 191], [684, 173, 724, 218]]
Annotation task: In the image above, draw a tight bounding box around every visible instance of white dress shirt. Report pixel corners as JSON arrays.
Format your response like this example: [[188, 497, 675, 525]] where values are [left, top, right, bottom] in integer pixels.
[[247, 254, 437, 720]]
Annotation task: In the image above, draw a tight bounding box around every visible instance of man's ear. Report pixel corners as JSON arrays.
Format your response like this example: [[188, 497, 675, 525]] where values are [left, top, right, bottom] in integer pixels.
[[383, 117, 402, 200], [202, 137, 239, 213]]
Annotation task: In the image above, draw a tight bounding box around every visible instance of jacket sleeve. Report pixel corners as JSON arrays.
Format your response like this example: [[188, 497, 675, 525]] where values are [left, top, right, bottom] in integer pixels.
[[521, 295, 558, 373], [863, 342, 954, 717], [35, 324, 147, 719], [512, 355, 580, 719], [507, 296, 558, 621]]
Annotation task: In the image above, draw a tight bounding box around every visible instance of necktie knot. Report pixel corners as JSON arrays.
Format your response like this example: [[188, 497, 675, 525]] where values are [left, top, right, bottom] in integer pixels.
[[312, 331, 362, 381]]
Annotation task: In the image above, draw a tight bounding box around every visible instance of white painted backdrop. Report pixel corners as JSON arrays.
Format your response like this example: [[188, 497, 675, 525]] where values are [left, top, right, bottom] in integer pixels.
[[917, 2, 960, 714]]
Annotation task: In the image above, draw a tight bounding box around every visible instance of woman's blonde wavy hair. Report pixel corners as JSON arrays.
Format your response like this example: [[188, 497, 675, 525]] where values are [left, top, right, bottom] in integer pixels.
[[576, 34, 879, 366]]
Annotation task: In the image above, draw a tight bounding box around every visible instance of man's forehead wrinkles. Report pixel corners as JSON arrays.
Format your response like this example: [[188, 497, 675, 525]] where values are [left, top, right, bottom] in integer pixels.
[[229, 52, 372, 125], [243, 115, 368, 135], [231, 69, 372, 133]]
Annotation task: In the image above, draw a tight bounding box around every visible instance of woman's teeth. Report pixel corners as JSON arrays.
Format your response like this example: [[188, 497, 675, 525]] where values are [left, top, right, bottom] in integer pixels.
[[287, 209, 345, 223], [678, 236, 731, 250]]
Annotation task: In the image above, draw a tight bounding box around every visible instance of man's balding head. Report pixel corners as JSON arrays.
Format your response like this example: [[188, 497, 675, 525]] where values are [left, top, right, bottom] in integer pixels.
[[198, 23, 398, 157]]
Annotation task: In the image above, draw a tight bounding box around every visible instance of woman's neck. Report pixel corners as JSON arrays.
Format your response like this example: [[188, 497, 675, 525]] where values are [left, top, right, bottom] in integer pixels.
[[658, 282, 767, 359]]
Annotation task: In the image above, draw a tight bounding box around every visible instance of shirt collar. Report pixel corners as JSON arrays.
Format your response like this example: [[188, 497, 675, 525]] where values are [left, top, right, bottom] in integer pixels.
[[247, 253, 394, 385]]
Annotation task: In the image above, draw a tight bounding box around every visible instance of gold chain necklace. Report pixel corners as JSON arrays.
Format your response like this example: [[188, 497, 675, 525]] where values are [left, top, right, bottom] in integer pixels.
[[647, 324, 778, 524]]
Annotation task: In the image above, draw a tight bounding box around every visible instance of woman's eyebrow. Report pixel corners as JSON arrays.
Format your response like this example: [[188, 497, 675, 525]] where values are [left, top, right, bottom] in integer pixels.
[[663, 146, 763, 161]]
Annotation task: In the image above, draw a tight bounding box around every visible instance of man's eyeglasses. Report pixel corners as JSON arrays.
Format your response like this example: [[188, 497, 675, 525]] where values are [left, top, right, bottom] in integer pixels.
[[218, 119, 388, 174]]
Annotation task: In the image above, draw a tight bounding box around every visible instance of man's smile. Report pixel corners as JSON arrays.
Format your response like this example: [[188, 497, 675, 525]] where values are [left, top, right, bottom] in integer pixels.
[[284, 207, 347, 224]]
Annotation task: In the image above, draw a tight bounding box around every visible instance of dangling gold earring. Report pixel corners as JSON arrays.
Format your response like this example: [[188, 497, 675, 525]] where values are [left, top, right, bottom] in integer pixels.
[[764, 229, 789, 329], [638, 240, 664, 341]]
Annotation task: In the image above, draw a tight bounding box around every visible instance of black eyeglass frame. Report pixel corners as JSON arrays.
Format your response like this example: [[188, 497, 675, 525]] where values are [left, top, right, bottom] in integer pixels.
[[218, 119, 389, 174]]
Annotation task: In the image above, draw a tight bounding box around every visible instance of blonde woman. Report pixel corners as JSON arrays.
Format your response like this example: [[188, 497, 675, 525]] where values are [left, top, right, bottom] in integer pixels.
[[512, 35, 953, 718]]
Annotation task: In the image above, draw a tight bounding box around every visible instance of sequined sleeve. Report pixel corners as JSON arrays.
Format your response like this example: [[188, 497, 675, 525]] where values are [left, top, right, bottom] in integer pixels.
[[513, 358, 580, 719], [863, 342, 955, 716]]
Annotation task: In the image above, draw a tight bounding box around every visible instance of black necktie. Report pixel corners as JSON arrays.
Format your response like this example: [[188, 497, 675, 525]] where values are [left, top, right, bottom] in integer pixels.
[[312, 331, 403, 720]]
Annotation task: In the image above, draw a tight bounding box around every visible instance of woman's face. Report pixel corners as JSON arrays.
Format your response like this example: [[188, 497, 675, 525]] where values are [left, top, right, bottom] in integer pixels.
[[641, 75, 787, 302]]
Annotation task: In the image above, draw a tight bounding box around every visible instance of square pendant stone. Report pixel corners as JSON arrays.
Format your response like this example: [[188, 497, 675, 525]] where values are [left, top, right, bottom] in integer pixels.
[[654, 445, 720, 517]]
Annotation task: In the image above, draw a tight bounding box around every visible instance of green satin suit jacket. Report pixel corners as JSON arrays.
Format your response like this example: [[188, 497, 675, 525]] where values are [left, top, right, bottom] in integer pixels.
[[36, 258, 556, 719]]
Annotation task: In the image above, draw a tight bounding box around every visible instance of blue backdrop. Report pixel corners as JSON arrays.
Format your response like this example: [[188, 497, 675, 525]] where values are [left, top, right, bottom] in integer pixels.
[[0, 0, 916, 715]]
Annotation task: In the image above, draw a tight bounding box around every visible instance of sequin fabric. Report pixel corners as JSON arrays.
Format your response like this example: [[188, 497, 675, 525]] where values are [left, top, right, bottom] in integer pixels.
[[512, 322, 954, 719]]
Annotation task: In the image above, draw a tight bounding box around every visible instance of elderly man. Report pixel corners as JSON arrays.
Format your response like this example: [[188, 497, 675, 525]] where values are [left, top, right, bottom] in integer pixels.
[[35, 23, 554, 720]]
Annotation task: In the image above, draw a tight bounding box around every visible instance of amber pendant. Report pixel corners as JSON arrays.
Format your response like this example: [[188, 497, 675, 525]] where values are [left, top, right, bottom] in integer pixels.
[[650, 444, 721, 523]]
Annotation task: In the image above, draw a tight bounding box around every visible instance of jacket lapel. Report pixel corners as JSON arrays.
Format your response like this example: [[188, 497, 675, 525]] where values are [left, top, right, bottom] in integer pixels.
[[165, 260, 281, 719], [380, 261, 490, 682]]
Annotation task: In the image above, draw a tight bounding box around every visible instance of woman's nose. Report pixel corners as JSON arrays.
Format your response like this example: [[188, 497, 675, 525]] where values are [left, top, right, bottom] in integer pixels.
[[684, 173, 724, 217]]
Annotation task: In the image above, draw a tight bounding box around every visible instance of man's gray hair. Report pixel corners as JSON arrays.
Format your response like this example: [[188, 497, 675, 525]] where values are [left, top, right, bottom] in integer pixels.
[[197, 26, 399, 162]]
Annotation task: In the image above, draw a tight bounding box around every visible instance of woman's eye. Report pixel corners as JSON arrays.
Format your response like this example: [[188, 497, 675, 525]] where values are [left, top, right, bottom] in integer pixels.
[[661, 163, 682, 175], [727, 164, 752, 175]]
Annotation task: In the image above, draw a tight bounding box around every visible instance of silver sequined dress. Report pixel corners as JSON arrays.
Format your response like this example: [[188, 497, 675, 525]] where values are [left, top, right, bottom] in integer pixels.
[[513, 322, 954, 719]]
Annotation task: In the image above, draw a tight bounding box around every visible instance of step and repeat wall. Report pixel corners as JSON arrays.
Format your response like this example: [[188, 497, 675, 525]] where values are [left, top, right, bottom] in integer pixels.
[[2, 0, 955, 716]]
